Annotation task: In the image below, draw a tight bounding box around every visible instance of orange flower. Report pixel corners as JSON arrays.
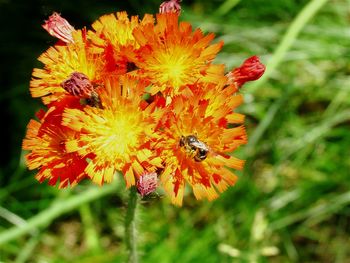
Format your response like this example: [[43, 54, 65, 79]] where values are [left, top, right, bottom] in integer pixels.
[[30, 29, 104, 104], [91, 11, 153, 49], [22, 96, 90, 188], [62, 76, 164, 186], [132, 13, 226, 95], [88, 12, 154, 76], [23, 9, 266, 204], [154, 82, 247, 205]]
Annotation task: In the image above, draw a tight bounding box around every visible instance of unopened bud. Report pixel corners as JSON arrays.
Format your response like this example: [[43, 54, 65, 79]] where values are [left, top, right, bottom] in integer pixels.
[[159, 0, 181, 14], [61, 72, 94, 98], [137, 172, 158, 197], [227, 56, 265, 87], [42, 12, 75, 43]]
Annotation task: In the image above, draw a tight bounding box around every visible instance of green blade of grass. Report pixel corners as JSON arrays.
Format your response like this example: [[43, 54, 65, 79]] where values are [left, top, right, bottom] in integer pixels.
[[79, 203, 101, 252], [269, 190, 350, 231], [248, 0, 331, 94], [215, 0, 241, 16], [0, 181, 118, 245], [245, 85, 292, 156]]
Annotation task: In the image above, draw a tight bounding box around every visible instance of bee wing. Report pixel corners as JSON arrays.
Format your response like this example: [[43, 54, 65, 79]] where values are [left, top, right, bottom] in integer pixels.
[[191, 141, 209, 151]]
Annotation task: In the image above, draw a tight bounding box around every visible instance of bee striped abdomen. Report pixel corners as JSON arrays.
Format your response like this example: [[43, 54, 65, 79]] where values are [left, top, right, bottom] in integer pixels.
[[180, 135, 209, 162]]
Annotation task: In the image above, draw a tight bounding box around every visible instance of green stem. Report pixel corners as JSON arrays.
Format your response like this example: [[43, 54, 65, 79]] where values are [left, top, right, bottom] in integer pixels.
[[15, 233, 42, 263], [215, 0, 241, 16], [79, 203, 101, 252], [248, 0, 330, 94], [0, 181, 118, 245], [125, 187, 138, 263]]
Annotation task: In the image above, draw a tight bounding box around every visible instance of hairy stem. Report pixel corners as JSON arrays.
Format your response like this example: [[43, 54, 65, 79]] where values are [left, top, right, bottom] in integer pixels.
[[125, 187, 139, 263]]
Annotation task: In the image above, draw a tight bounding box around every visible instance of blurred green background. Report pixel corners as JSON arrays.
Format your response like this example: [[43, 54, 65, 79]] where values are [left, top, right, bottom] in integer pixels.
[[1, 0, 350, 262]]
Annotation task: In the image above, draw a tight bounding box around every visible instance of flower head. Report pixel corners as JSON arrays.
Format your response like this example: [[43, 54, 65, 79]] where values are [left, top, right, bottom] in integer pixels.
[[88, 12, 154, 76], [154, 83, 247, 205], [30, 30, 104, 104], [132, 13, 226, 95], [22, 96, 89, 188], [62, 76, 163, 186]]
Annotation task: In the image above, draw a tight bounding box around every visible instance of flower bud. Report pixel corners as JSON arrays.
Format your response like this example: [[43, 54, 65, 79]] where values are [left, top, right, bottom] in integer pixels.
[[137, 172, 158, 197], [227, 56, 265, 87], [42, 12, 75, 43], [159, 0, 181, 15], [61, 72, 94, 98]]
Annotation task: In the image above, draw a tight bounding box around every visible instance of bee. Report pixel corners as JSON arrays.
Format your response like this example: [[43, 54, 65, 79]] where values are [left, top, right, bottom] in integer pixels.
[[179, 135, 209, 162]]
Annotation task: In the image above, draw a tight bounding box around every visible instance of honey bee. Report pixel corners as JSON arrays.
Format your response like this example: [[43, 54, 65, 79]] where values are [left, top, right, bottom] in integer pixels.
[[179, 135, 209, 162]]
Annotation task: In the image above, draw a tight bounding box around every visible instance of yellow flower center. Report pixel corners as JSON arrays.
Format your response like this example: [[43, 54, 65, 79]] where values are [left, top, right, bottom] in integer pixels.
[[93, 109, 141, 161], [152, 46, 192, 88]]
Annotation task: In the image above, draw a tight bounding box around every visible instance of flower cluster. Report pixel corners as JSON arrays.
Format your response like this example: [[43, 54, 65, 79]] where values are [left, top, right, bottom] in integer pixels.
[[23, 3, 265, 205]]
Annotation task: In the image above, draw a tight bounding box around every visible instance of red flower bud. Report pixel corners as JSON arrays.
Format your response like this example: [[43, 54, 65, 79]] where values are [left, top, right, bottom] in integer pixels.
[[159, 0, 181, 15], [42, 12, 75, 43], [137, 172, 158, 197], [227, 56, 265, 87], [61, 72, 94, 98]]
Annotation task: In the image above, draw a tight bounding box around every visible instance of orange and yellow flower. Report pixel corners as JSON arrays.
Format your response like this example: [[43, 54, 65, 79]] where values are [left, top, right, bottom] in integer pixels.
[[132, 13, 226, 95], [62, 76, 164, 186], [90, 11, 153, 50], [30, 29, 104, 104], [154, 82, 247, 205], [23, 8, 266, 205], [22, 96, 89, 188], [88, 12, 154, 76]]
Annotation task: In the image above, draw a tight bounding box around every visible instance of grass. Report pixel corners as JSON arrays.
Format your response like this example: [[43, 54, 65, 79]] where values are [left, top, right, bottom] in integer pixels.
[[1, 0, 350, 262]]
